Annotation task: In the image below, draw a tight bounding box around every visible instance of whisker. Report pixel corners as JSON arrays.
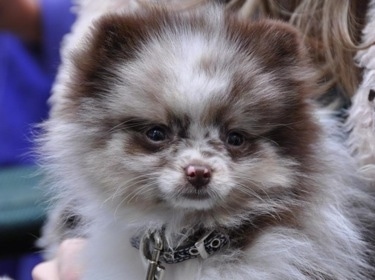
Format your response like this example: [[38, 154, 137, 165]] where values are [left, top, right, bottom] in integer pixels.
[[113, 183, 157, 217], [103, 174, 153, 204]]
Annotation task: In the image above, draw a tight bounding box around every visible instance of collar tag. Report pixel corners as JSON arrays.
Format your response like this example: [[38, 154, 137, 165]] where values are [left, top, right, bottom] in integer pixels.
[[194, 230, 213, 259], [143, 231, 166, 280]]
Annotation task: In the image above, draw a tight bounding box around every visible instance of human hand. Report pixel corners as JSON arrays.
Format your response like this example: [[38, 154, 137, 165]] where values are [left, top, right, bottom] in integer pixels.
[[0, 0, 41, 42], [32, 238, 86, 280]]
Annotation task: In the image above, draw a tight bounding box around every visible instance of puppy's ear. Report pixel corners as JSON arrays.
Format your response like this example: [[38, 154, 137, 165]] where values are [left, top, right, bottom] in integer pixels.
[[73, 14, 150, 78], [87, 14, 152, 62], [228, 18, 309, 69], [69, 11, 164, 100], [228, 18, 318, 99]]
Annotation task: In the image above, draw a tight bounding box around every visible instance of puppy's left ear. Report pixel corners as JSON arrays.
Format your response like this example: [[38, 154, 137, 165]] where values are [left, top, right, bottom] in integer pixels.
[[228, 18, 319, 98], [228, 18, 309, 69]]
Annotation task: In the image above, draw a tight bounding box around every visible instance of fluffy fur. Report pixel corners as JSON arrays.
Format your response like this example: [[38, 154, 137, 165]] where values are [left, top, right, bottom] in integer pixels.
[[345, 0, 375, 182], [39, 2, 375, 279]]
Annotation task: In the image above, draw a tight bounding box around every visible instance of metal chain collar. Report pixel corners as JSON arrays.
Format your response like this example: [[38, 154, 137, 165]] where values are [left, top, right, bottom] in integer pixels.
[[130, 229, 229, 280]]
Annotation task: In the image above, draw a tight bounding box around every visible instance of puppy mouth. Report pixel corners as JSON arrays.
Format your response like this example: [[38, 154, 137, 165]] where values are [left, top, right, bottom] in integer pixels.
[[170, 186, 216, 210], [181, 191, 210, 200]]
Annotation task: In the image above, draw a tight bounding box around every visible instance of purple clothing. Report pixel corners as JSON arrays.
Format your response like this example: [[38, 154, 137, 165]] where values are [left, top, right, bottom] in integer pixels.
[[0, 0, 75, 166], [0, 1, 75, 279], [0, 254, 43, 280]]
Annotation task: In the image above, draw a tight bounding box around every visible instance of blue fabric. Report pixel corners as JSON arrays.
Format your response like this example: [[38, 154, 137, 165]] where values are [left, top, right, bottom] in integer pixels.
[[0, 0, 75, 279], [41, 0, 76, 75], [0, 35, 52, 165], [0, 0, 75, 166], [0, 253, 43, 280]]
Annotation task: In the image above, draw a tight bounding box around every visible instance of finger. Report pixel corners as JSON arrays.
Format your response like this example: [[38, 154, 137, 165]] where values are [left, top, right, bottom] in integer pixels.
[[57, 239, 86, 280], [32, 260, 59, 280]]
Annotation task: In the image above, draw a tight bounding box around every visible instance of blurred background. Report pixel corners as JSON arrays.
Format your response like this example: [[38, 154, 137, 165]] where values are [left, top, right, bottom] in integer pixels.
[[0, 0, 75, 278]]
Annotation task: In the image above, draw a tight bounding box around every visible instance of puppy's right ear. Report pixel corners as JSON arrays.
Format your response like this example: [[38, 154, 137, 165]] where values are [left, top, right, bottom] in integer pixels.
[[74, 14, 149, 76], [69, 11, 164, 100], [88, 14, 149, 62]]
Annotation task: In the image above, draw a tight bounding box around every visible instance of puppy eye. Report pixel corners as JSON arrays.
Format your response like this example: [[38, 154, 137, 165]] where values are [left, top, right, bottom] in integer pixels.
[[226, 132, 245, 146], [146, 126, 167, 142]]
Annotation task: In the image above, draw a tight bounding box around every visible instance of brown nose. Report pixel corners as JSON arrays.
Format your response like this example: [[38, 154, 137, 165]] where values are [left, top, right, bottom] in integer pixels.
[[185, 165, 211, 189]]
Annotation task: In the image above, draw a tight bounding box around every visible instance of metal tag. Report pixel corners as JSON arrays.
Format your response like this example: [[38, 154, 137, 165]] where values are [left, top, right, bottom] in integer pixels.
[[144, 231, 165, 280]]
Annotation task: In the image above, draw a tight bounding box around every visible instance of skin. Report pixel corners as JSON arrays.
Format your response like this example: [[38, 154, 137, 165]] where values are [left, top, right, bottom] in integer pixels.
[[0, 0, 41, 43], [32, 239, 86, 280]]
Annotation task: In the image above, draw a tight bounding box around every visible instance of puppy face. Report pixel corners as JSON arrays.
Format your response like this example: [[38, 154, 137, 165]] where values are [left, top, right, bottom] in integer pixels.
[[53, 6, 320, 221]]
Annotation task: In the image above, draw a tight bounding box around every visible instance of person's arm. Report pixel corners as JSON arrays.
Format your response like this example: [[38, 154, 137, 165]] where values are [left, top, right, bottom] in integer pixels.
[[0, 0, 75, 74], [0, 0, 41, 43]]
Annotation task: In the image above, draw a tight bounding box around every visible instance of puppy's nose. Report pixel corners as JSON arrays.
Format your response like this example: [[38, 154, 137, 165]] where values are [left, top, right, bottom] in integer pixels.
[[185, 165, 211, 189]]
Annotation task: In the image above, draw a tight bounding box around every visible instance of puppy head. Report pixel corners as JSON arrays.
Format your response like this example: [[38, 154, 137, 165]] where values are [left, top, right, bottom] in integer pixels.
[[52, 5, 320, 224]]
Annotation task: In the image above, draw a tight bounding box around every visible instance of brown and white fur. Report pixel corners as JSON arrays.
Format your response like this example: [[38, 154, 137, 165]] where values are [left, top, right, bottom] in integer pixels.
[[39, 2, 375, 279]]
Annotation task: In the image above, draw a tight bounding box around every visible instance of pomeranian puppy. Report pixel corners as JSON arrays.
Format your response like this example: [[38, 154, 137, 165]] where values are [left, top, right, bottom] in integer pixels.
[[39, 2, 375, 279]]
